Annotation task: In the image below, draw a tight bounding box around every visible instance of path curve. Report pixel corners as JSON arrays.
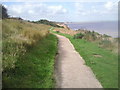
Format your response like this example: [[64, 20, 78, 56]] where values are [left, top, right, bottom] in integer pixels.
[[54, 34, 102, 88]]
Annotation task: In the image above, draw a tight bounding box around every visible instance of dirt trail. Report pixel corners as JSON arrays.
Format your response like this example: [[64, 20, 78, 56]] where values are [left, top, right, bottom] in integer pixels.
[[54, 34, 102, 88]]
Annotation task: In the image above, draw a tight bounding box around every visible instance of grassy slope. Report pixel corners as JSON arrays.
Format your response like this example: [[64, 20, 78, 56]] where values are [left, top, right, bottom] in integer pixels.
[[52, 31, 118, 88], [3, 34, 57, 88], [2, 19, 51, 70], [2, 19, 58, 88]]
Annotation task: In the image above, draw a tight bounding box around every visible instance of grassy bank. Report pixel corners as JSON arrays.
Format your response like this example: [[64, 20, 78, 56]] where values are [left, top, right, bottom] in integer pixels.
[[52, 31, 118, 88], [2, 19, 58, 88], [3, 34, 57, 88], [2, 19, 50, 71]]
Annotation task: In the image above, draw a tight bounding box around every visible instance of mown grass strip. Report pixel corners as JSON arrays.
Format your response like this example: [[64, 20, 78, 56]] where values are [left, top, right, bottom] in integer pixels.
[[3, 34, 58, 88], [52, 31, 118, 88]]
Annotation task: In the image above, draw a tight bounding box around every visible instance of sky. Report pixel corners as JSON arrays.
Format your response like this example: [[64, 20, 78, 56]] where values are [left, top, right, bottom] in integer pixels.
[[1, 0, 119, 22]]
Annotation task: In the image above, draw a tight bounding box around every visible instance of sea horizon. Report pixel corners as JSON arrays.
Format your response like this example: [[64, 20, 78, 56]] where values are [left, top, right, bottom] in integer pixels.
[[66, 21, 118, 38]]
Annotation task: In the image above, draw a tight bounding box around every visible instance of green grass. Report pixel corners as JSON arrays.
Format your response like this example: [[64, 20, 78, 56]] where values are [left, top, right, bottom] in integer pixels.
[[2, 19, 58, 88], [52, 31, 118, 88], [2, 19, 50, 71], [3, 34, 58, 88]]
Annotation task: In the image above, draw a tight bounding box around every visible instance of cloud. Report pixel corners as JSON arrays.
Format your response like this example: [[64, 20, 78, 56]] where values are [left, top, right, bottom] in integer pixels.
[[75, 2, 98, 16], [75, 1, 118, 17], [103, 1, 118, 15], [5, 2, 68, 20], [47, 5, 67, 15], [2, 0, 120, 2], [28, 10, 34, 14], [104, 1, 115, 10], [10, 5, 23, 14], [75, 2, 86, 15], [3, 1, 118, 22], [75, 2, 83, 8]]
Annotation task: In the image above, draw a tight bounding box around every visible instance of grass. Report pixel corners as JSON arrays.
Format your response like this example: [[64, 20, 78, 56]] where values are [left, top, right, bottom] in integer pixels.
[[73, 31, 118, 54], [2, 19, 58, 88], [3, 34, 57, 88], [2, 19, 50, 71], [52, 31, 118, 88]]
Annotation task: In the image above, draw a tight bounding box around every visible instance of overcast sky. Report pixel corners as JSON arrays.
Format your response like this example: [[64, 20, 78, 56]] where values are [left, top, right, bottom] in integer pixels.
[[2, 0, 119, 22]]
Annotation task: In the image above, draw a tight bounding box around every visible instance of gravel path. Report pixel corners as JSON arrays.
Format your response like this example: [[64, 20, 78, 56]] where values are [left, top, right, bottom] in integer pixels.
[[54, 34, 103, 88]]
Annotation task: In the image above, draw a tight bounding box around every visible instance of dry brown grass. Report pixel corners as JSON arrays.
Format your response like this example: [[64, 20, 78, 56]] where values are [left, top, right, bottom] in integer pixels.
[[3, 19, 50, 45]]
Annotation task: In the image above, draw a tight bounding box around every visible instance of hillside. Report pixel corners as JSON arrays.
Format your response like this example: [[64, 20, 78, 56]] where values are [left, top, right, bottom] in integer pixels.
[[2, 19, 57, 88]]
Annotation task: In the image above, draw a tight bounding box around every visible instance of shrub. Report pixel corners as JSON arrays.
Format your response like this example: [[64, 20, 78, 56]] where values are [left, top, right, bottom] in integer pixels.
[[103, 34, 111, 37], [0, 4, 9, 19], [56, 31, 60, 33], [74, 33, 84, 39]]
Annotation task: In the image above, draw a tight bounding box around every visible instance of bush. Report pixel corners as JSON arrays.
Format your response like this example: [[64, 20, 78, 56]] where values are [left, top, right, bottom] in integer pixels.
[[103, 34, 111, 37], [74, 31, 98, 41], [56, 31, 60, 33], [74, 33, 84, 39], [0, 4, 9, 19]]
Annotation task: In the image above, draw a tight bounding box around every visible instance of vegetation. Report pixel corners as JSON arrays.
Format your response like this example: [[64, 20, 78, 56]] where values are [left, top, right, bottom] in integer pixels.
[[0, 4, 9, 19], [73, 33, 84, 39], [2, 19, 50, 71], [33, 19, 64, 28], [74, 31, 100, 41], [2, 19, 57, 88], [73, 30, 118, 54], [52, 31, 118, 88], [103, 34, 111, 37]]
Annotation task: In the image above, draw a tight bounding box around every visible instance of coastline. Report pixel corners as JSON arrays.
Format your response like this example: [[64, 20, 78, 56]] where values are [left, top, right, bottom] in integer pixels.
[[65, 21, 118, 38]]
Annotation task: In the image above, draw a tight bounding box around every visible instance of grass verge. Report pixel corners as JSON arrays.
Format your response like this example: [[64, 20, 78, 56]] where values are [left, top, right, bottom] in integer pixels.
[[52, 31, 118, 88], [3, 33, 58, 88]]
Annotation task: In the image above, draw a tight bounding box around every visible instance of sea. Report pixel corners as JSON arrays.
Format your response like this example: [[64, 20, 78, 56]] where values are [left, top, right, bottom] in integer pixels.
[[66, 21, 118, 38]]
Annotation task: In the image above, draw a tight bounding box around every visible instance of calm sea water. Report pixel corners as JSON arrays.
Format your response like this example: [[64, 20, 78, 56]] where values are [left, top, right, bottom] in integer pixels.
[[67, 21, 118, 38]]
